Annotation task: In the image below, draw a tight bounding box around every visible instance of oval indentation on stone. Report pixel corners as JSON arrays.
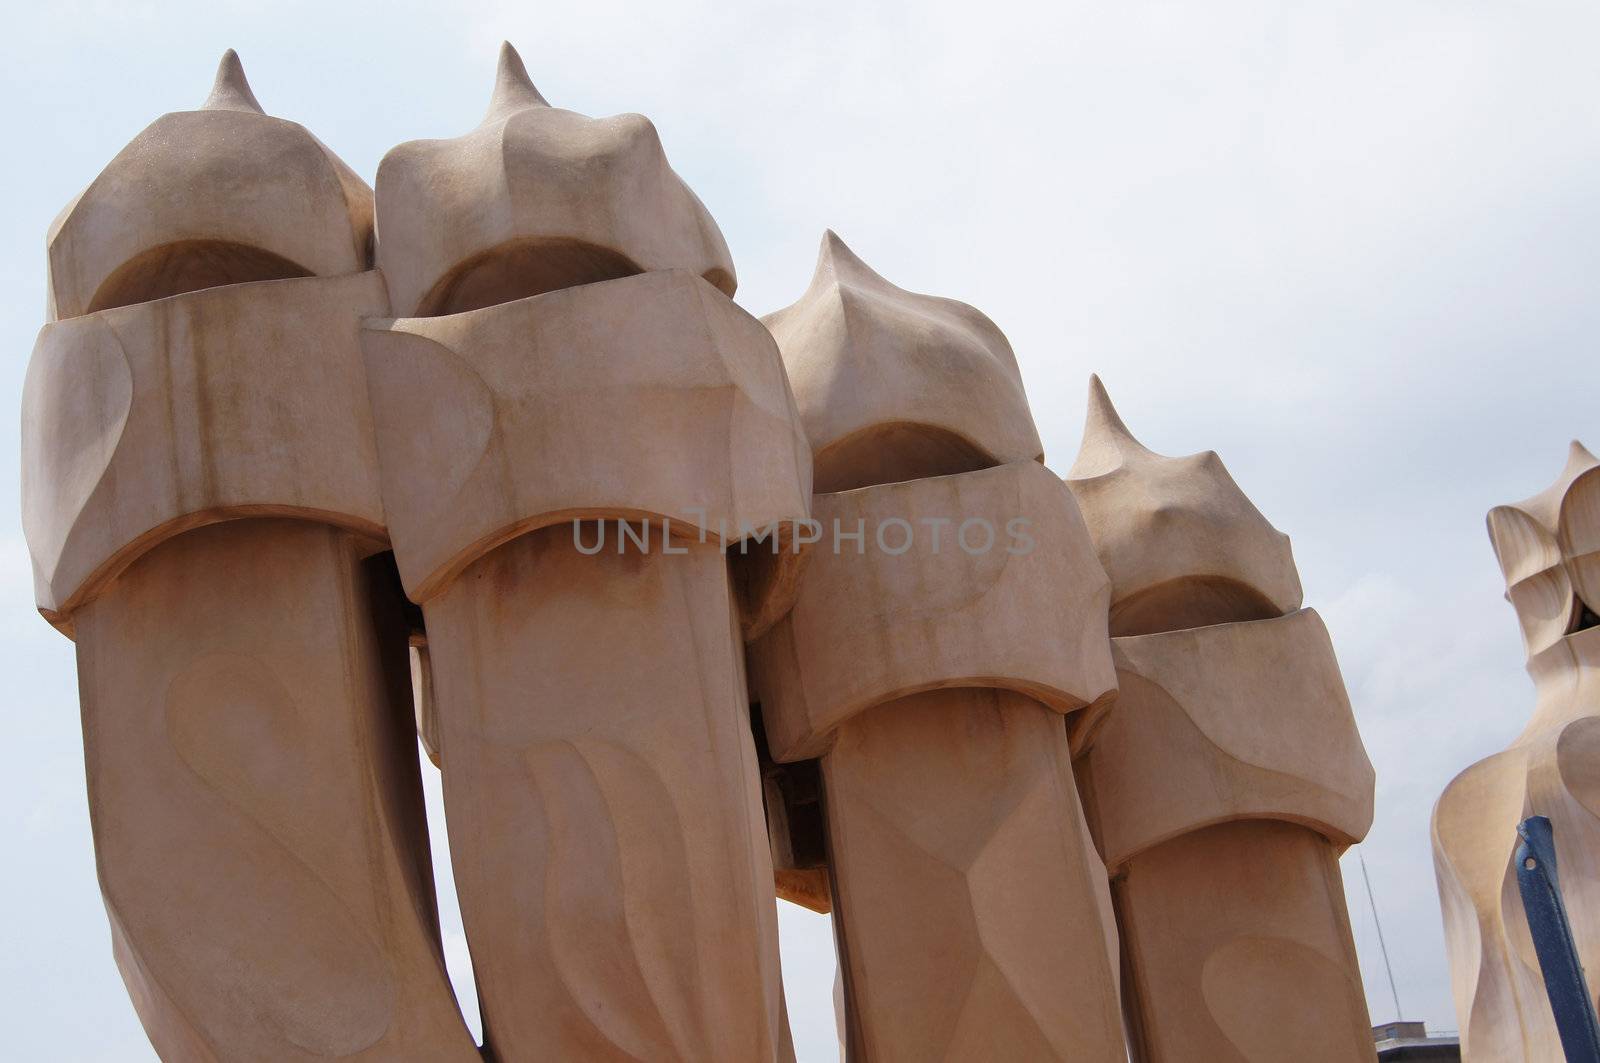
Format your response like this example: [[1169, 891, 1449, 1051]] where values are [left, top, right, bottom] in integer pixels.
[[1201, 935, 1365, 1062]]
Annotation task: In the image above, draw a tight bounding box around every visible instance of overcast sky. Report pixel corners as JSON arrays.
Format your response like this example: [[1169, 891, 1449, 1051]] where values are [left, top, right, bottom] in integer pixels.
[[2, 2, 1597, 1059]]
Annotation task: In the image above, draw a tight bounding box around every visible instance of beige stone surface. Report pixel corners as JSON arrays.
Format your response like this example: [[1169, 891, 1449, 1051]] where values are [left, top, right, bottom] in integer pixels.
[[1434, 440, 1600, 1061], [46, 51, 373, 322], [1560, 459, 1600, 623], [1081, 608, 1374, 870], [1077, 613, 1376, 1061], [751, 459, 1116, 763], [1116, 820, 1375, 1062], [373, 43, 734, 317], [1485, 441, 1599, 657], [1067, 375, 1373, 1062], [822, 688, 1126, 1062], [762, 232, 1043, 493], [21, 53, 486, 1058], [77, 519, 478, 1061], [354, 49, 809, 1058], [24, 271, 389, 628], [752, 239, 1126, 1061], [422, 526, 791, 1060], [1066, 375, 1302, 636], [359, 268, 810, 606]]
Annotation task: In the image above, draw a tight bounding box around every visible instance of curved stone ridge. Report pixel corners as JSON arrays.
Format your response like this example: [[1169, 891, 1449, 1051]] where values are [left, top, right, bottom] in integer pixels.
[[420, 530, 792, 1060], [1065, 375, 1302, 636], [78, 521, 478, 1060], [23, 271, 390, 627], [1435, 441, 1600, 1062], [47, 51, 374, 322], [1434, 624, 1600, 1061], [1124, 820, 1378, 1063], [23, 50, 483, 1062], [373, 42, 735, 317], [1065, 375, 1372, 1062], [357, 46, 801, 1062], [1082, 608, 1374, 869], [1561, 461, 1600, 621], [819, 686, 1127, 1061], [1487, 439, 1599, 657], [360, 268, 812, 604], [749, 460, 1115, 761], [759, 231, 1125, 1060], [761, 231, 1043, 493]]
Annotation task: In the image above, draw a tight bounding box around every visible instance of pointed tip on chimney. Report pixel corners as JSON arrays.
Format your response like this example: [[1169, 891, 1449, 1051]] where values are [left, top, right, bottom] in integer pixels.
[[814, 229, 885, 290], [1085, 374, 1141, 444], [201, 49, 265, 114], [483, 40, 549, 124], [1070, 374, 1150, 478]]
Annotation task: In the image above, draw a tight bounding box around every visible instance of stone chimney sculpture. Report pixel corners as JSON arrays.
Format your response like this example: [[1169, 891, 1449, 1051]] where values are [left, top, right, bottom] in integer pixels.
[[1434, 441, 1600, 1061], [1067, 377, 1376, 1062], [21, 46, 1380, 1063], [748, 234, 1127, 1061], [359, 44, 808, 1059], [22, 52, 481, 1058]]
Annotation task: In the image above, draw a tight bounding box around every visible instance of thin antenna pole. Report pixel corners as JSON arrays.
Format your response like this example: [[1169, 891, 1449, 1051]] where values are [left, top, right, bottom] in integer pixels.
[[1359, 848, 1404, 1021]]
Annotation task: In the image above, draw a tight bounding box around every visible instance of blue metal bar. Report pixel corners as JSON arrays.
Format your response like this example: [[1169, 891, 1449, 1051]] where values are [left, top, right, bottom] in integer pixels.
[[1516, 815, 1600, 1062]]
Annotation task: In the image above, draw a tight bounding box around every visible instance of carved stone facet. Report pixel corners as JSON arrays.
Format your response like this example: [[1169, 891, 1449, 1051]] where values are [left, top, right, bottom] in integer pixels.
[[374, 42, 735, 317], [1434, 441, 1600, 1061], [822, 687, 1126, 1061], [1066, 375, 1302, 637], [21, 54, 478, 1058], [46, 51, 373, 323], [751, 459, 1116, 763], [1067, 376, 1374, 1062], [422, 526, 790, 1059], [1082, 608, 1374, 871], [359, 268, 810, 604], [76, 520, 478, 1060], [354, 48, 808, 1062], [24, 271, 390, 627], [762, 231, 1043, 494], [752, 236, 1128, 1062]]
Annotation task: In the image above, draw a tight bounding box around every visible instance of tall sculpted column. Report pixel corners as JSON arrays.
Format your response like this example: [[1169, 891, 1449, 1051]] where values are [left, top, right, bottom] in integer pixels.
[[749, 233, 1128, 1061], [20, 54, 479, 1058], [1434, 441, 1600, 1061], [360, 44, 810, 1061], [1066, 378, 1376, 1062]]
